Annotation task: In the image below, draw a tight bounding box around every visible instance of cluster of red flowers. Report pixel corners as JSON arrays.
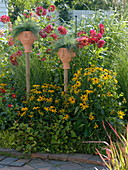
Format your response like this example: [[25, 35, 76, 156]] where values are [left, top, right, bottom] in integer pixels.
[[77, 24, 105, 48], [0, 15, 10, 23], [36, 5, 56, 16], [0, 86, 17, 108], [10, 50, 22, 66]]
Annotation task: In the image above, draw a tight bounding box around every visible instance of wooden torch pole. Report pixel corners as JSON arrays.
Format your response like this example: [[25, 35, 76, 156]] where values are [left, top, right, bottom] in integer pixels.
[[64, 69, 68, 92]]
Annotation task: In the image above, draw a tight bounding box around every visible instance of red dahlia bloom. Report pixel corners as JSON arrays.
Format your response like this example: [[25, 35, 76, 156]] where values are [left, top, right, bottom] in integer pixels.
[[99, 24, 105, 35], [8, 104, 13, 107], [44, 25, 53, 34], [50, 33, 58, 40], [36, 6, 47, 16], [8, 37, 15, 46], [77, 36, 89, 48], [16, 50, 22, 56], [97, 40, 105, 48], [90, 29, 97, 37], [0, 15, 10, 23], [39, 29, 47, 38], [48, 5, 56, 12], [0, 88, 6, 93], [57, 26, 67, 35], [11, 94, 16, 98], [77, 31, 86, 37]]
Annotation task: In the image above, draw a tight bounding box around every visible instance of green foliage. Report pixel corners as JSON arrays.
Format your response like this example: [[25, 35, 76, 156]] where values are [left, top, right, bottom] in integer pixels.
[[12, 20, 40, 38], [0, 130, 16, 148]]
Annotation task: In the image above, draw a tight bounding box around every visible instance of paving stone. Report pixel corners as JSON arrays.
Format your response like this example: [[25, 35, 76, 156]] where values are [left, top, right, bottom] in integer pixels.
[[0, 157, 19, 165], [59, 162, 85, 170], [28, 161, 53, 168], [68, 154, 93, 163], [38, 167, 61, 170], [8, 165, 35, 170], [0, 155, 7, 161], [47, 160, 69, 165], [31, 153, 49, 159], [9, 158, 31, 167]]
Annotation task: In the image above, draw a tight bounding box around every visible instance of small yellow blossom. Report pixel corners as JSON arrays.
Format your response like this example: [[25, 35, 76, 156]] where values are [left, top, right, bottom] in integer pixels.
[[32, 85, 40, 88], [29, 96, 35, 101], [107, 92, 113, 97], [44, 107, 49, 112], [91, 78, 99, 84], [117, 110, 125, 119], [85, 90, 94, 94], [68, 96, 76, 104], [33, 90, 42, 94], [94, 123, 98, 129], [89, 113, 95, 120], [33, 107, 40, 110], [48, 90, 55, 93], [0, 83, 7, 86], [80, 94, 88, 102], [63, 114, 69, 120], [55, 99, 59, 103], [21, 107, 28, 111], [22, 101, 28, 104], [46, 98, 53, 103], [80, 103, 89, 110], [75, 81, 81, 87], [20, 111, 27, 116]]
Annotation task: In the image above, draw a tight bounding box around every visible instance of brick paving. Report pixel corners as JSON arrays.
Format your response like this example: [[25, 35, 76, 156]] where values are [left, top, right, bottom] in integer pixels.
[[0, 148, 109, 169]]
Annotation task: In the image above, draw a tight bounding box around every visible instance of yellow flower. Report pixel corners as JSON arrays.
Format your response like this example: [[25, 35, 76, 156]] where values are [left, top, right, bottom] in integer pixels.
[[33, 107, 40, 110], [68, 96, 76, 104], [46, 98, 53, 103], [37, 96, 45, 102], [91, 78, 99, 84], [32, 85, 40, 88], [94, 123, 98, 129], [89, 113, 95, 120], [63, 114, 69, 120], [80, 94, 88, 102], [20, 111, 27, 116], [75, 81, 81, 87], [55, 99, 59, 103], [33, 90, 42, 94], [0, 83, 7, 86], [84, 72, 91, 76], [107, 92, 113, 97], [72, 73, 79, 81], [59, 109, 65, 113], [28, 114, 34, 118], [29, 96, 35, 101], [21, 107, 28, 111], [48, 90, 55, 93], [22, 101, 28, 104], [74, 89, 81, 94], [80, 103, 89, 110], [44, 107, 49, 112], [85, 90, 94, 94], [117, 110, 125, 119], [38, 110, 44, 115]]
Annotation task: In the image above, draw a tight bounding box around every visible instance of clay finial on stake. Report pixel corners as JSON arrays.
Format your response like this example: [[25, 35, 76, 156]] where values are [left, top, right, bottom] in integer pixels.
[[17, 31, 38, 99], [58, 48, 76, 92]]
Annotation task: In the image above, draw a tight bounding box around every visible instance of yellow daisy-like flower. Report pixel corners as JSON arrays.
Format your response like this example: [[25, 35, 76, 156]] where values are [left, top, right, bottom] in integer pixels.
[[32, 85, 40, 88], [48, 90, 55, 93], [85, 90, 94, 94], [44, 107, 49, 112], [107, 92, 113, 97], [28, 115, 34, 118], [63, 114, 69, 120], [80, 103, 89, 110], [22, 101, 28, 104], [55, 99, 59, 103], [68, 96, 76, 104], [29, 96, 35, 101], [59, 109, 65, 113], [75, 81, 81, 87], [0, 83, 7, 86], [46, 98, 53, 103], [84, 72, 91, 76], [89, 113, 95, 120], [33, 90, 42, 94], [33, 107, 40, 110], [72, 73, 79, 81], [80, 94, 88, 102], [74, 89, 81, 94], [20, 111, 27, 116], [117, 110, 125, 119], [37, 96, 45, 102], [21, 107, 28, 111], [91, 78, 99, 84], [94, 123, 98, 129], [38, 110, 44, 115]]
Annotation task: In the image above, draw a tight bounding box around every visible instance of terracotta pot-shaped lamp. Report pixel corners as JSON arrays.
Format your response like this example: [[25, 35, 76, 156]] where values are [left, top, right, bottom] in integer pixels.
[[58, 48, 76, 69], [17, 31, 38, 100], [58, 48, 76, 92], [17, 31, 38, 53]]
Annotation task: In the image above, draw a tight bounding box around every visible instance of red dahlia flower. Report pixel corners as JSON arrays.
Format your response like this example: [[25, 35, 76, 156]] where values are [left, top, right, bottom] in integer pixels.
[[0, 88, 6, 93], [57, 26, 67, 35], [39, 29, 47, 38], [0, 15, 10, 23], [44, 25, 53, 34], [77, 36, 89, 48], [8, 104, 13, 107], [36, 6, 47, 16], [90, 29, 97, 37], [11, 94, 16, 98], [77, 31, 86, 37], [50, 33, 58, 40], [97, 40, 105, 48], [8, 37, 15, 46], [99, 24, 105, 35], [48, 5, 56, 12]]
